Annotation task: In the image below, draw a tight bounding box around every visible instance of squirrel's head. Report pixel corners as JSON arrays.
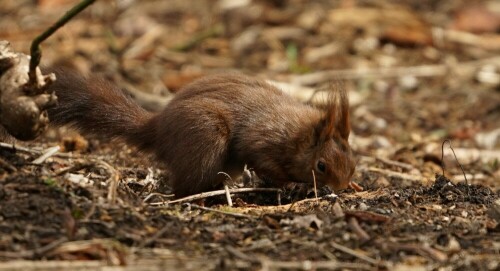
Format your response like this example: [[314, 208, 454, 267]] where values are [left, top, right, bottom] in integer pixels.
[[312, 85, 355, 191], [290, 84, 356, 191]]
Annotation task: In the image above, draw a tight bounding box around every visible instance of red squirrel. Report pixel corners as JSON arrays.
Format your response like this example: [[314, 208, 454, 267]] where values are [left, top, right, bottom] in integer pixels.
[[47, 69, 356, 197]]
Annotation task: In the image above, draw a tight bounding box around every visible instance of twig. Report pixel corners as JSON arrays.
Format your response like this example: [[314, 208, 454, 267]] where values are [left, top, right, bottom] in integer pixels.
[[348, 217, 370, 242], [0, 142, 40, 154], [32, 145, 60, 164], [0, 260, 104, 269], [54, 162, 92, 176], [384, 241, 448, 262], [438, 28, 500, 50], [330, 241, 382, 266], [441, 139, 469, 186], [292, 64, 446, 86], [29, 0, 96, 85], [46, 239, 126, 265], [142, 192, 175, 203], [0, 237, 68, 259], [34, 237, 69, 258], [150, 188, 281, 205], [224, 185, 233, 207], [441, 140, 470, 198], [259, 258, 372, 270], [290, 56, 500, 85], [452, 173, 487, 182], [0, 142, 75, 158], [186, 203, 256, 219], [218, 171, 234, 206], [97, 161, 120, 205], [312, 170, 318, 199]]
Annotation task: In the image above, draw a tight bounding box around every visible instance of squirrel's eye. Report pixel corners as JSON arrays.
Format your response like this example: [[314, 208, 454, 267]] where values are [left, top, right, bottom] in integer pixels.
[[316, 161, 326, 173]]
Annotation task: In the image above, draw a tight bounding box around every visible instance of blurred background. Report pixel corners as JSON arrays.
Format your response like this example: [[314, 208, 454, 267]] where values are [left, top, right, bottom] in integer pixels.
[[0, 1, 499, 268], [0, 0, 499, 185]]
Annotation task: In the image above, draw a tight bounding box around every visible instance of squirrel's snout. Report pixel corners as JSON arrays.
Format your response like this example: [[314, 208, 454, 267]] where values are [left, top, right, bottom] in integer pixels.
[[329, 179, 350, 191], [328, 159, 355, 192]]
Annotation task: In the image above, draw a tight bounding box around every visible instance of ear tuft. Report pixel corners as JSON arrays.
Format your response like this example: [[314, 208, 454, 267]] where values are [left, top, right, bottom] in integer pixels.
[[335, 83, 350, 139], [314, 82, 351, 142], [315, 108, 335, 142]]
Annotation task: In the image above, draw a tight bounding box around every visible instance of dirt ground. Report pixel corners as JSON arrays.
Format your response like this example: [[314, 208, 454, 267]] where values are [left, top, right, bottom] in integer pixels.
[[0, 0, 499, 270]]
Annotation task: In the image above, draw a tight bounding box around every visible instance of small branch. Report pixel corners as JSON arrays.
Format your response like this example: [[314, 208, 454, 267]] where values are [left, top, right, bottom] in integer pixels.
[[32, 145, 60, 164], [0, 142, 41, 154], [29, 0, 96, 84], [0, 237, 67, 259], [224, 185, 233, 207], [54, 162, 92, 176], [187, 203, 257, 219], [218, 171, 234, 206], [312, 170, 318, 199], [330, 241, 382, 266], [290, 56, 500, 85], [150, 188, 281, 205], [384, 241, 448, 262], [259, 259, 372, 270], [142, 192, 175, 203], [96, 161, 120, 205], [441, 139, 469, 185], [0, 142, 75, 158], [437, 28, 500, 50], [348, 217, 370, 242]]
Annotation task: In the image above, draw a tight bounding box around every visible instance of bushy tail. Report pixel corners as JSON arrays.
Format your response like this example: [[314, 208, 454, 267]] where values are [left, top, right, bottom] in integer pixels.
[[47, 68, 157, 150]]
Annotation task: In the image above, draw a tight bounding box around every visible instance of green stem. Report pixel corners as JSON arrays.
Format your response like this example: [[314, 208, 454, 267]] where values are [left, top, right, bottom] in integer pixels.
[[29, 0, 97, 84]]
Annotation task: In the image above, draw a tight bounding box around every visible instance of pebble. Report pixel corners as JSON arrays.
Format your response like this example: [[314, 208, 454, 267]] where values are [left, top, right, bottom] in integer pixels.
[[359, 202, 369, 211]]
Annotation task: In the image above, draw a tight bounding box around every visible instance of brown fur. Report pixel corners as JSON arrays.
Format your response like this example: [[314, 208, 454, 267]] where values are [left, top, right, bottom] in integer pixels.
[[48, 69, 356, 197]]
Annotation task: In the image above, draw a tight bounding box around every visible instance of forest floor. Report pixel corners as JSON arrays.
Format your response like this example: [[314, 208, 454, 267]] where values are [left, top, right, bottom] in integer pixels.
[[0, 0, 499, 270]]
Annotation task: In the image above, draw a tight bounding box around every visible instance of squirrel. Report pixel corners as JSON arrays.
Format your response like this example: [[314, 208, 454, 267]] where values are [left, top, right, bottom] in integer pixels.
[[47, 68, 356, 197]]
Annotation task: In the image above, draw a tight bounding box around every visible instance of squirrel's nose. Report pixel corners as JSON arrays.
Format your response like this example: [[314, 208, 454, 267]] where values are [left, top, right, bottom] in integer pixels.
[[328, 179, 350, 191], [327, 168, 354, 191]]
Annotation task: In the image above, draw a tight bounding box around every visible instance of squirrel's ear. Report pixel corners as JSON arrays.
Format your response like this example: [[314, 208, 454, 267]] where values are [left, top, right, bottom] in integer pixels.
[[315, 83, 351, 142], [315, 108, 336, 142], [336, 87, 350, 139]]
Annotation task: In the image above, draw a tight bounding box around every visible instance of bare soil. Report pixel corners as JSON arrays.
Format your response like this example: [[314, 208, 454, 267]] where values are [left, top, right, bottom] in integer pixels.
[[0, 0, 499, 270]]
